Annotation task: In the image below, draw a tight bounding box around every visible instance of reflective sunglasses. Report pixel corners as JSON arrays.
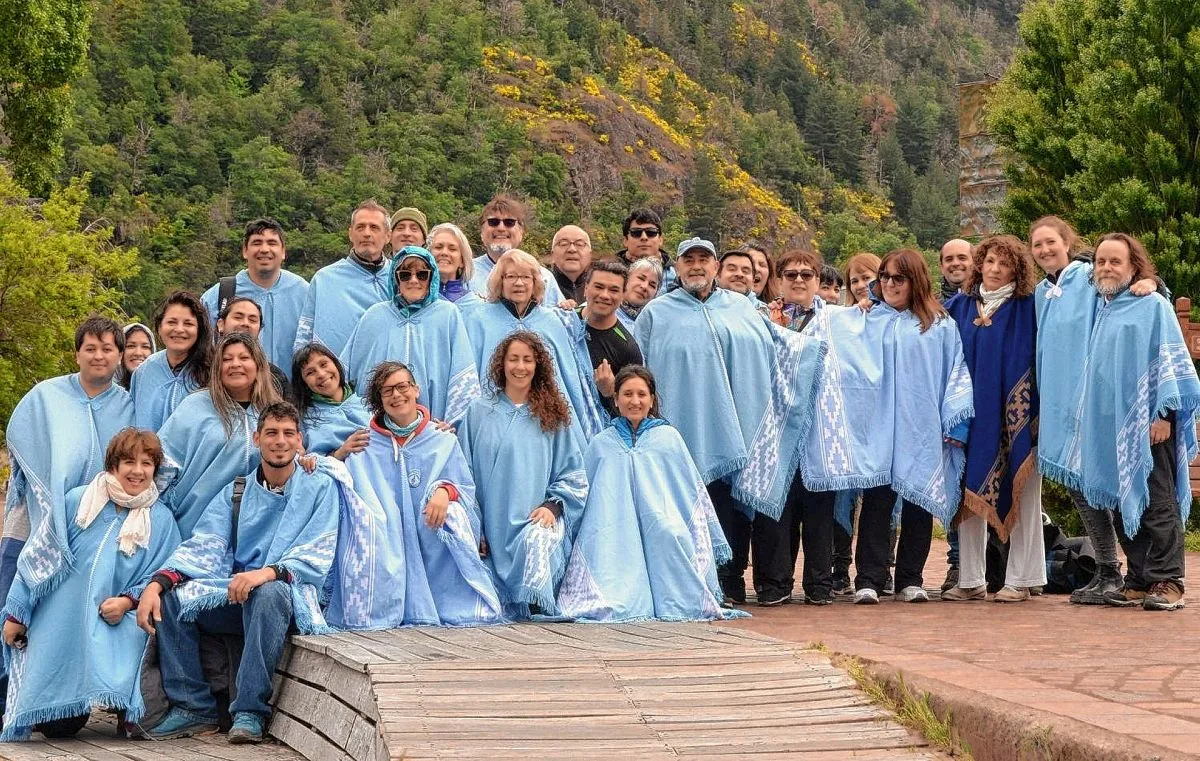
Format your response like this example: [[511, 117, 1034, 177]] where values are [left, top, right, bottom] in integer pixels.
[[486, 217, 520, 228], [782, 269, 817, 282], [627, 227, 661, 239], [397, 270, 432, 282]]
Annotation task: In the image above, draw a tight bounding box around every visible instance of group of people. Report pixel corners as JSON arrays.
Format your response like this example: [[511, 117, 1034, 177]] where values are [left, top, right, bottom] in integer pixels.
[[2, 193, 1197, 746]]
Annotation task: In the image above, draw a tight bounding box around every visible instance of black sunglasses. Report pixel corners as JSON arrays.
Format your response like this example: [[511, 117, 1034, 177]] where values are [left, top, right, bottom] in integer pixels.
[[627, 228, 661, 239], [486, 217, 519, 228], [878, 272, 909, 285], [782, 269, 816, 282], [397, 270, 431, 282]]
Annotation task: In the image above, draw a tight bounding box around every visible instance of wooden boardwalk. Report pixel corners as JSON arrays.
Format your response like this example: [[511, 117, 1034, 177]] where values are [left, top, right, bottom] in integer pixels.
[[0, 622, 944, 760]]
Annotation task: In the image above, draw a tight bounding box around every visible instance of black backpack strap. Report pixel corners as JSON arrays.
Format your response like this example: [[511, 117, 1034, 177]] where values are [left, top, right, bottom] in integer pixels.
[[229, 476, 247, 557], [217, 276, 237, 317]]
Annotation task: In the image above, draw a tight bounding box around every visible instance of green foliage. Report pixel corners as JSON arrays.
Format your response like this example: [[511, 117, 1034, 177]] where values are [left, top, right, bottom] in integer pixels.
[[989, 0, 1200, 296], [0, 166, 137, 438]]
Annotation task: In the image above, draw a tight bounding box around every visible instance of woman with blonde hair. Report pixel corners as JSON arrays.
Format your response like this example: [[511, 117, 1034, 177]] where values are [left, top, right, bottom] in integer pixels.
[[425, 222, 480, 306], [842, 252, 881, 305]]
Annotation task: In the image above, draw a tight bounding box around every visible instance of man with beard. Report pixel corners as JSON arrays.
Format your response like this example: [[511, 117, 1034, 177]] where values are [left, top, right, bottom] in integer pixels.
[[939, 238, 973, 301], [634, 238, 827, 606], [467, 194, 562, 305], [294, 200, 392, 356]]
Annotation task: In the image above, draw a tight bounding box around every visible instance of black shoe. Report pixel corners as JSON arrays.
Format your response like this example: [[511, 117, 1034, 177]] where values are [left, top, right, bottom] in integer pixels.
[[720, 579, 746, 605], [804, 595, 833, 606], [758, 590, 791, 607], [1071, 563, 1122, 605], [882, 576, 895, 596], [940, 566, 959, 593], [831, 576, 854, 596]]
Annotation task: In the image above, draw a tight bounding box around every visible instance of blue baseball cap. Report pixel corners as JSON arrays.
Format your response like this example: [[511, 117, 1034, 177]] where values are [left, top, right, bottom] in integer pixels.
[[676, 237, 717, 258]]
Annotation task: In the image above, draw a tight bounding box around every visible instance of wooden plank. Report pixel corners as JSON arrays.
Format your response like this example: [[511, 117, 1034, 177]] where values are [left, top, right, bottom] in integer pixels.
[[269, 712, 351, 761], [39, 739, 134, 761]]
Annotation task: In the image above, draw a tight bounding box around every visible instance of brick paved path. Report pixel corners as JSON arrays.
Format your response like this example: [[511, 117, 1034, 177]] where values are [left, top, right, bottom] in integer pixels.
[[722, 541, 1200, 758]]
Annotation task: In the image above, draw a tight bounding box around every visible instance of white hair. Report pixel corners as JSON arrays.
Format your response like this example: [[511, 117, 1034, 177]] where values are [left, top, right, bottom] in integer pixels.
[[426, 222, 475, 282]]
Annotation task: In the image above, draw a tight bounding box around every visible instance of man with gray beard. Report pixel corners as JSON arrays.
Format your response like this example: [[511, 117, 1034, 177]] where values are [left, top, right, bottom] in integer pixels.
[[467, 193, 562, 305]]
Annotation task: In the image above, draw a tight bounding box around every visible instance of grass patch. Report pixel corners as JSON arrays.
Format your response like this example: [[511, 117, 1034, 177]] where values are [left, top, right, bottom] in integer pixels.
[[834, 653, 974, 760], [1186, 531, 1200, 553]]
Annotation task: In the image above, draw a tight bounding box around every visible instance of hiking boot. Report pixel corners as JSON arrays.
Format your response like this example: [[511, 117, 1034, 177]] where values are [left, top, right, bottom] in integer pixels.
[[993, 585, 1031, 603], [228, 712, 265, 745], [144, 707, 218, 740], [1070, 563, 1122, 605], [1143, 581, 1186, 611], [1103, 587, 1146, 607], [854, 588, 879, 605], [940, 566, 960, 593], [897, 585, 929, 603], [940, 585, 986, 601]]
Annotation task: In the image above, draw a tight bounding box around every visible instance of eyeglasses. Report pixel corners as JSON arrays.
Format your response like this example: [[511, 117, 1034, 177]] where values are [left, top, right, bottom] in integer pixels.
[[627, 228, 661, 239], [381, 381, 416, 397], [554, 239, 589, 249], [782, 269, 816, 282], [502, 274, 534, 283], [878, 272, 909, 285], [486, 217, 520, 228], [396, 269, 431, 282]]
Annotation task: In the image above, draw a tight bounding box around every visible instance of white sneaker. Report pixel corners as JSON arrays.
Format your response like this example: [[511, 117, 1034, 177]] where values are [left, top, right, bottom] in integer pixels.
[[898, 585, 929, 603], [854, 588, 879, 605]]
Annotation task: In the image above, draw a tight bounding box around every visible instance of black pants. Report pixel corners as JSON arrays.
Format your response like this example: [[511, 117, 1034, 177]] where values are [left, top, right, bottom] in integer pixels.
[[783, 473, 836, 600], [1117, 439, 1185, 590], [855, 486, 932, 593], [709, 480, 753, 601], [36, 713, 90, 738], [832, 509, 854, 579]]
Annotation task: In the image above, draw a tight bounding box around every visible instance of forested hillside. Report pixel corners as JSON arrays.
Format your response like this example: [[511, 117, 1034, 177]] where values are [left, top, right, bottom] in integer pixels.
[[53, 0, 1019, 317]]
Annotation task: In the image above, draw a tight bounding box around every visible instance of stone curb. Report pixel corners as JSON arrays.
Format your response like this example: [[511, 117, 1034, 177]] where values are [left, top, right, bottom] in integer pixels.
[[840, 652, 1194, 761]]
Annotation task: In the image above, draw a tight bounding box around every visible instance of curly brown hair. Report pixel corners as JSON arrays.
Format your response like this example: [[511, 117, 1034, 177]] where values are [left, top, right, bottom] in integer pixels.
[[965, 235, 1038, 298], [487, 331, 571, 433]]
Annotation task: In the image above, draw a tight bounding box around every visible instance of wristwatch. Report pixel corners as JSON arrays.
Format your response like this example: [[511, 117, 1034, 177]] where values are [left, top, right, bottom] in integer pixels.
[[269, 563, 289, 582]]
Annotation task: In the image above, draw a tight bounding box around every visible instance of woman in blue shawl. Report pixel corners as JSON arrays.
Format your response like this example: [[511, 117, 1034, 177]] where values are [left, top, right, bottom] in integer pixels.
[[944, 236, 1046, 603], [340, 246, 481, 426], [290, 343, 371, 458], [457, 332, 588, 618], [1, 429, 180, 741], [130, 291, 213, 432], [327, 361, 502, 629], [557, 366, 740, 622], [427, 223, 483, 307], [156, 333, 281, 538], [462, 249, 607, 444]]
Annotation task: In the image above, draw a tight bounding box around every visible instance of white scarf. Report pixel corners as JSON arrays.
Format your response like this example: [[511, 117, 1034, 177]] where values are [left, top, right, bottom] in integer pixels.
[[979, 282, 1016, 318], [74, 471, 159, 556]]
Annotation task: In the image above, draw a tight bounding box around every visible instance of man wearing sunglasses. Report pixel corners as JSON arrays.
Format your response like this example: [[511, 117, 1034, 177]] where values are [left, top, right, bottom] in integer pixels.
[[615, 209, 677, 293], [467, 193, 563, 306]]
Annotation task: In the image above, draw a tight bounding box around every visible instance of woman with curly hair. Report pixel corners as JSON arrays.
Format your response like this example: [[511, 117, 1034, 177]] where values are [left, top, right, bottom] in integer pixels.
[[456, 332, 588, 618], [325, 361, 502, 628], [131, 291, 212, 431], [942, 235, 1045, 603]]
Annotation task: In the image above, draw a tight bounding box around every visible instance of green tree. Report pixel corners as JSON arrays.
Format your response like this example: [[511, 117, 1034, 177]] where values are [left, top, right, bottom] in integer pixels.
[[0, 167, 137, 437], [989, 0, 1200, 295], [685, 151, 732, 242]]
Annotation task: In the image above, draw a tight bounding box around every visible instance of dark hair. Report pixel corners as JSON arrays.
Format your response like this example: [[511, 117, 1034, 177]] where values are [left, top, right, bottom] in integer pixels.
[[257, 400, 302, 432], [364, 361, 416, 419], [116, 323, 154, 389], [481, 193, 530, 228], [210, 332, 280, 433], [877, 249, 946, 332], [289, 343, 347, 423], [487, 331, 571, 433], [1095, 232, 1158, 283], [104, 428, 164, 474], [613, 365, 662, 419], [152, 290, 212, 388], [622, 208, 662, 237], [966, 235, 1038, 298], [819, 264, 843, 288], [75, 315, 125, 352], [586, 259, 630, 285], [719, 250, 755, 270], [217, 296, 263, 324], [242, 218, 285, 249]]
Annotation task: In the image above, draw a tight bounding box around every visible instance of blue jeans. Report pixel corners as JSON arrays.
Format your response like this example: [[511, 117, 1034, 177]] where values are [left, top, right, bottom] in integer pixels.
[[158, 580, 293, 718], [946, 527, 960, 567]]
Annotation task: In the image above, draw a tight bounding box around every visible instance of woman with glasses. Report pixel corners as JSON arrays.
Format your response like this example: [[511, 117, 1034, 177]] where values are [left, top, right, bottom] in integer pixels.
[[802, 249, 974, 605], [326, 361, 503, 629], [340, 246, 481, 427], [457, 333, 587, 618], [462, 250, 608, 443]]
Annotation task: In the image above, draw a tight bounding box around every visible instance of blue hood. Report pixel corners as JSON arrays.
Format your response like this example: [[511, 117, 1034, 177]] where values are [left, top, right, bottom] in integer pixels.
[[385, 246, 442, 314]]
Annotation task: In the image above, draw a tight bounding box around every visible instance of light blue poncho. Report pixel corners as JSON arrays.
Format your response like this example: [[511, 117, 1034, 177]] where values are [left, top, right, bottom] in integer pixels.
[[129, 350, 200, 432], [293, 255, 390, 356], [468, 253, 564, 306], [302, 392, 370, 456], [556, 418, 744, 623], [462, 301, 607, 443], [803, 304, 974, 526], [156, 392, 260, 539], [1034, 260, 1097, 489], [201, 269, 309, 377], [1073, 292, 1200, 536], [633, 287, 827, 519], [166, 464, 340, 635], [328, 418, 503, 629], [1, 491, 179, 741], [4, 375, 134, 599], [340, 249, 481, 425], [457, 394, 588, 616]]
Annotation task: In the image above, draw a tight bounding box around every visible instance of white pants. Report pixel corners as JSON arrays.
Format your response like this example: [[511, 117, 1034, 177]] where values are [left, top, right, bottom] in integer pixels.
[[959, 470, 1047, 589]]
